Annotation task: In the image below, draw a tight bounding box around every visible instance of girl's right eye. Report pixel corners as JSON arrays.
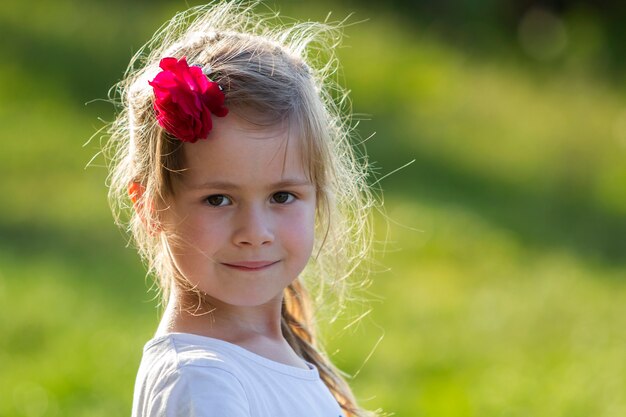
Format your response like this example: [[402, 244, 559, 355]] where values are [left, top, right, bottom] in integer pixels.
[[204, 194, 231, 207]]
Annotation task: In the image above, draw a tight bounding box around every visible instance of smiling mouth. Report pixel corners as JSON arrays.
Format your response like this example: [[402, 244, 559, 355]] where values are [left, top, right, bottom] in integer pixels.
[[221, 261, 279, 271]]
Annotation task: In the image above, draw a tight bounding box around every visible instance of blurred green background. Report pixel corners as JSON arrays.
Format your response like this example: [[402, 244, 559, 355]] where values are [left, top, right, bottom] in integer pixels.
[[1, 0, 625, 416]]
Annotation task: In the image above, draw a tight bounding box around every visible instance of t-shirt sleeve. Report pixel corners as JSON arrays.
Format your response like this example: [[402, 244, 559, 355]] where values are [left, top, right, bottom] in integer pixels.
[[146, 365, 251, 417]]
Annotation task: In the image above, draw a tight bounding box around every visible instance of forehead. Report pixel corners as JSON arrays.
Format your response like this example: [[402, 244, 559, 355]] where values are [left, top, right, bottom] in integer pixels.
[[179, 113, 309, 187]]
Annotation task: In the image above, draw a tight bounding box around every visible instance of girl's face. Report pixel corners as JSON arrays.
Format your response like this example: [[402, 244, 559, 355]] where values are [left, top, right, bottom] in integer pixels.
[[163, 114, 316, 308]]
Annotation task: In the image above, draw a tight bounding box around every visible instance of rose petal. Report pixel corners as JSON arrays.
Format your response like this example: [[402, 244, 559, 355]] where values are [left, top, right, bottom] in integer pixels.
[[149, 56, 228, 142]]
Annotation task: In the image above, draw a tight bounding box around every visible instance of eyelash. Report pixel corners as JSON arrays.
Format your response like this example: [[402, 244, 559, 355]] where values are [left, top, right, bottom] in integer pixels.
[[203, 192, 297, 207]]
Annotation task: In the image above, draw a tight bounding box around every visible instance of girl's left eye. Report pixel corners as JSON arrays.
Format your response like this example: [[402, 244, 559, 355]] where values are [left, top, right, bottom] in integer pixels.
[[271, 192, 295, 204]]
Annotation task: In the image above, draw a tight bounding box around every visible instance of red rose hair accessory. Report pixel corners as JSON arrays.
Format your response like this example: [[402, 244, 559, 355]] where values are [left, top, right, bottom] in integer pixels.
[[148, 56, 228, 143]]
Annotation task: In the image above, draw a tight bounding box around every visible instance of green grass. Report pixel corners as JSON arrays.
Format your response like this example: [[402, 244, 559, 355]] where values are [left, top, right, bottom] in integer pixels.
[[1, 0, 625, 416], [330, 200, 626, 416]]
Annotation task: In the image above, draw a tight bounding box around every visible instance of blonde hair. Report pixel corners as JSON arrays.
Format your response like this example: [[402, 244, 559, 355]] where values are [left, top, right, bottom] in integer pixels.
[[105, 2, 376, 416]]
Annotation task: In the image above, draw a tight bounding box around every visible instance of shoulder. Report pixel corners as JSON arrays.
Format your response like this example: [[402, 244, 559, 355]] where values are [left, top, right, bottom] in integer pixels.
[[132, 334, 251, 417]]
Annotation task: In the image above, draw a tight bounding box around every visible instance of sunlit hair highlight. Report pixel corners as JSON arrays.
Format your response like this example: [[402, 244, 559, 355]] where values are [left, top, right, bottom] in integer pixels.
[[105, 2, 377, 416]]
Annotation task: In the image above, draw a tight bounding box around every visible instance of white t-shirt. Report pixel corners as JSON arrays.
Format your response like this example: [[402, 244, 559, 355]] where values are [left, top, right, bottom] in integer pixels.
[[131, 333, 344, 417]]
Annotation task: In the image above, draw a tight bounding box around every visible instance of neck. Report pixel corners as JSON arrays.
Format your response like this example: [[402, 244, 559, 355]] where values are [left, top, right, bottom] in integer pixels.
[[157, 286, 309, 369], [157, 286, 285, 344]]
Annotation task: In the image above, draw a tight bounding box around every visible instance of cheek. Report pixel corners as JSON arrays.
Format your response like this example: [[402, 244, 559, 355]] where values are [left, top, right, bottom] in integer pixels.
[[280, 205, 316, 256], [166, 202, 223, 238], [162, 213, 224, 288], [163, 208, 225, 262]]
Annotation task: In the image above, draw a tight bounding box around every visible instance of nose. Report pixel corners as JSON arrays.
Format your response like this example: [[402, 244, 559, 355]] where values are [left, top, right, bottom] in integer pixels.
[[232, 203, 274, 247]]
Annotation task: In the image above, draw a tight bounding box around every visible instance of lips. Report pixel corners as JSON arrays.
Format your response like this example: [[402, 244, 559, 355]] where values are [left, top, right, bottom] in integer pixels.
[[221, 261, 279, 271]]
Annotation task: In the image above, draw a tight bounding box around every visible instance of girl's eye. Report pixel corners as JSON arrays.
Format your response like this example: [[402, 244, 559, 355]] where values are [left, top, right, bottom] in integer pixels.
[[271, 192, 295, 204], [205, 194, 231, 207]]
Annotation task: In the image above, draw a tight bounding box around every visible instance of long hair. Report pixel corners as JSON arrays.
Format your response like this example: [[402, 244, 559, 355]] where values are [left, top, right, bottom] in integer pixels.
[[105, 2, 376, 416]]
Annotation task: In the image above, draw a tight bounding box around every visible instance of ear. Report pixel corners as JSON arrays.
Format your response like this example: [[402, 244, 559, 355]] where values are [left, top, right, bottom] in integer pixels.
[[128, 182, 161, 234], [128, 181, 145, 206]]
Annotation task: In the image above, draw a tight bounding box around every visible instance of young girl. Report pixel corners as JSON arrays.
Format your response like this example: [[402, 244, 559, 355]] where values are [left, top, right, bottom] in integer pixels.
[[106, 2, 376, 416]]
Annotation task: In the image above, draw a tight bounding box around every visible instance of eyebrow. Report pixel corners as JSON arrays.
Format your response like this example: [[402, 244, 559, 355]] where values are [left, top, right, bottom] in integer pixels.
[[189, 178, 314, 191]]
